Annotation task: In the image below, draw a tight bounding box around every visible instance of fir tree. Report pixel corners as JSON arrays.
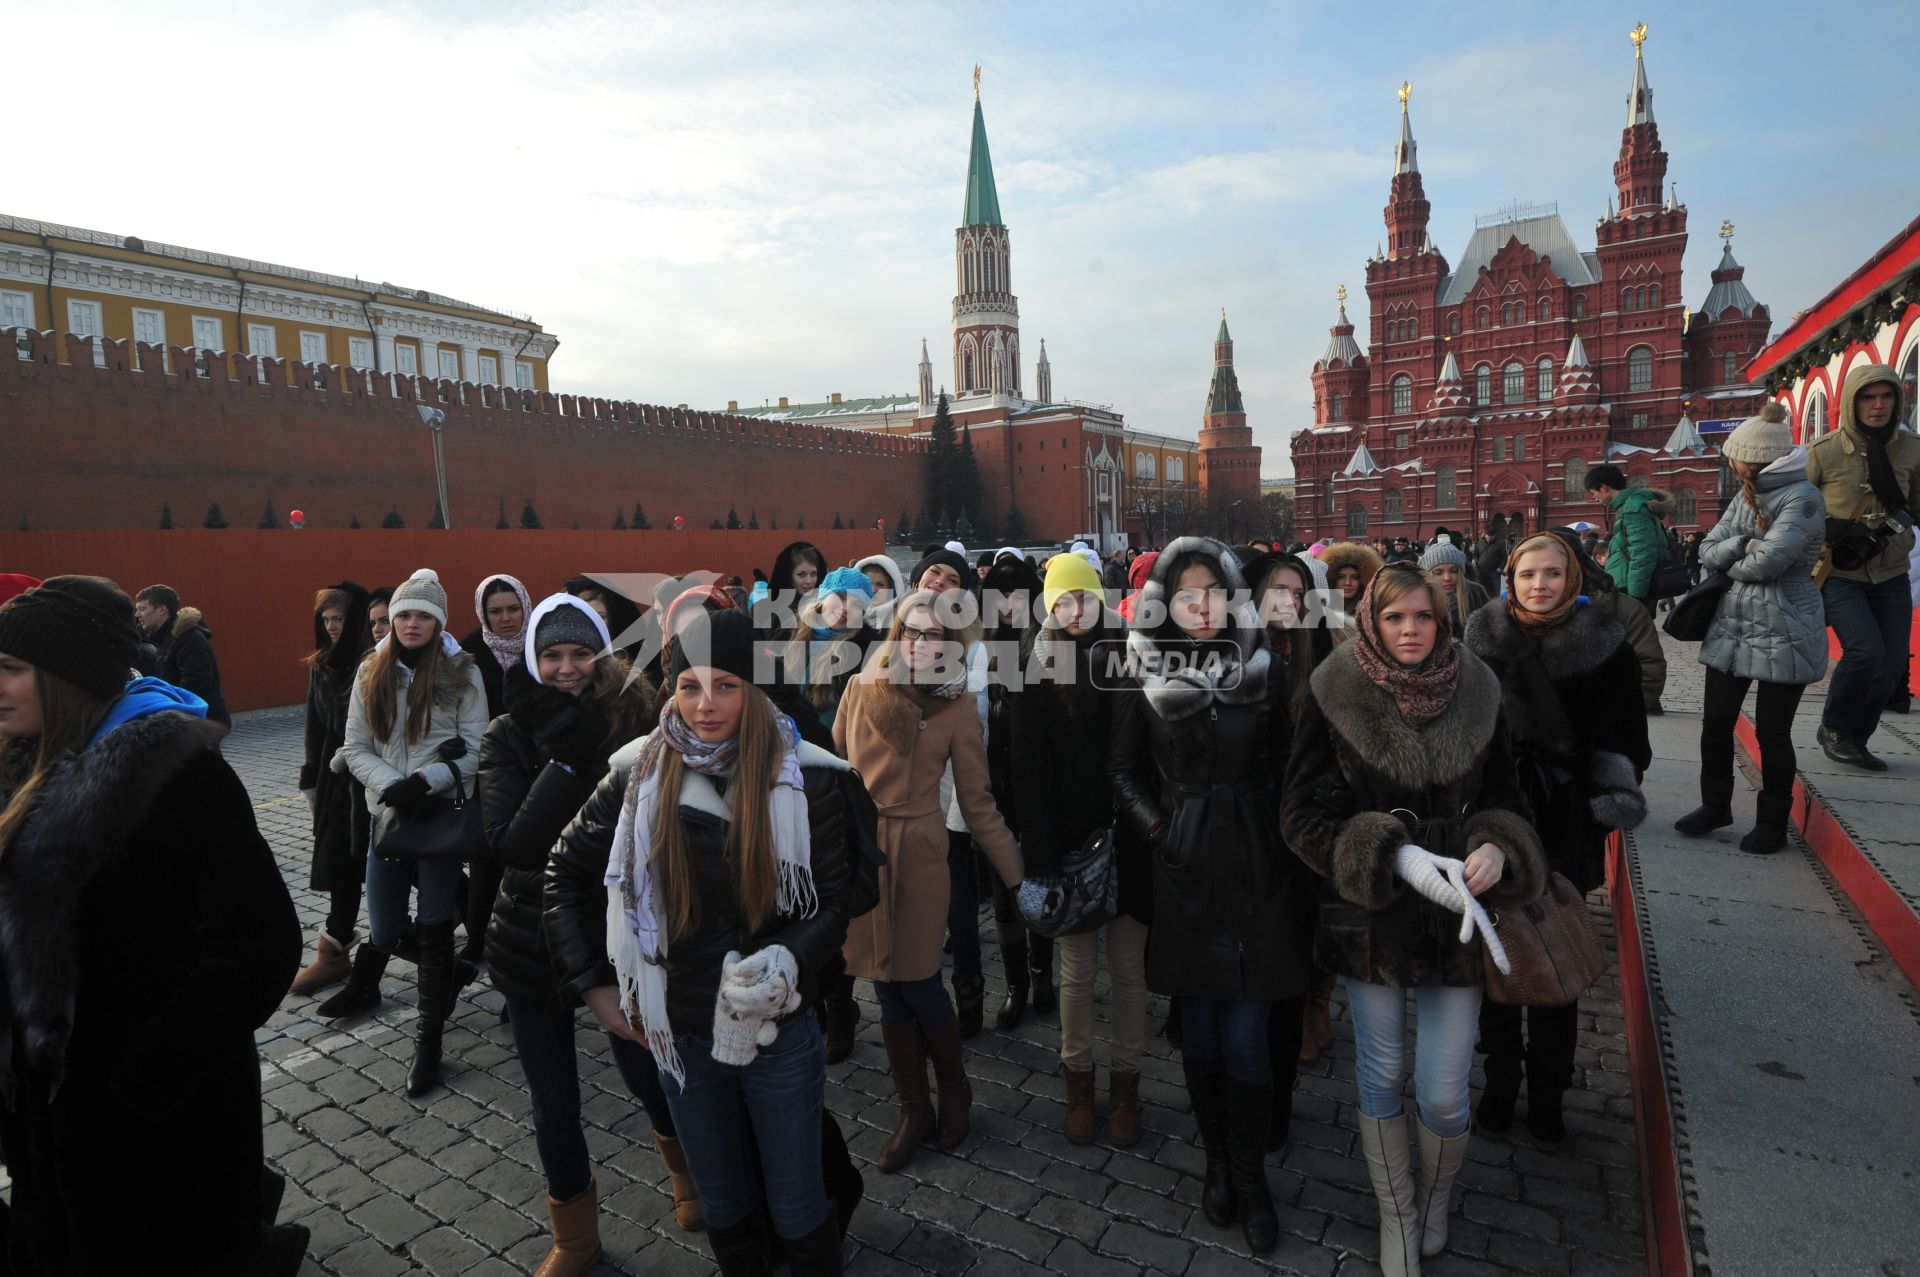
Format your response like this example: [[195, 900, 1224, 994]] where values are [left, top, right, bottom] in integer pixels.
[[709, 516, 725, 529], [955, 511, 973, 543], [158, 502, 174, 530], [381, 508, 405, 529], [896, 511, 913, 543], [726, 506, 743, 530], [1003, 504, 1029, 543], [426, 500, 446, 530], [203, 502, 229, 529], [349, 514, 363, 529], [258, 500, 281, 529], [956, 424, 982, 522], [769, 514, 778, 530], [913, 509, 929, 541], [928, 392, 957, 517], [832, 513, 844, 530], [631, 502, 650, 530], [496, 497, 510, 530], [520, 500, 542, 530], [796, 514, 806, 530], [748, 509, 760, 530], [613, 511, 628, 530]]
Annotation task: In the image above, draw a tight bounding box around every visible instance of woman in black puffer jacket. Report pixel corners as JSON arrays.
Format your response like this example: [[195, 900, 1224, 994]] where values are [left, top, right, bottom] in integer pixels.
[[477, 594, 671, 1275], [544, 610, 859, 1277]]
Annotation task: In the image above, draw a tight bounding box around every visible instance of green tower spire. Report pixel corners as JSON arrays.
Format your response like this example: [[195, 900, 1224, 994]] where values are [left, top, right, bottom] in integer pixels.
[[963, 96, 1003, 227]]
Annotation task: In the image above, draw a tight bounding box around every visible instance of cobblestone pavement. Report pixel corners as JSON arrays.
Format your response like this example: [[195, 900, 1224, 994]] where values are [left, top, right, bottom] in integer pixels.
[[232, 708, 1643, 1276]]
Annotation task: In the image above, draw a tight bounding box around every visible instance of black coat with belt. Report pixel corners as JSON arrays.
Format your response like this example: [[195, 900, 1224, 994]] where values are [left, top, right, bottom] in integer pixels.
[[1463, 603, 1651, 894], [1280, 644, 1547, 989], [299, 582, 372, 894], [544, 732, 855, 1036], [1109, 622, 1316, 1002], [0, 711, 299, 1274]]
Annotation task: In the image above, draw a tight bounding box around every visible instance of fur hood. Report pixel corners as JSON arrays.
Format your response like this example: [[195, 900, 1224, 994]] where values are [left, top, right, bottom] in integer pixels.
[[313, 581, 373, 675], [1318, 542, 1386, 589], [1612, 487, 1673, 519], [0, 711, 224, 1099], [171, 606, 209, 639], [1462, 600, 1626, 681], [1308, 640, 1501, 788], [1126, 536, 1271, 720]]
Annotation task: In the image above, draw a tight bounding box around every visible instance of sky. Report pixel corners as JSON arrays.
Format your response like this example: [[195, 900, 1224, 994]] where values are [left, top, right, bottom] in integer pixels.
[[9, 1, 1918, 477]]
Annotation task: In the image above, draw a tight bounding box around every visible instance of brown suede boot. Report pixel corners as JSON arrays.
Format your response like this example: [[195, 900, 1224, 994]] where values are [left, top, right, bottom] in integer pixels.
[[923, 1017, 973, 1150], [1299, 973, 1335, 1063], [1063, 1068, 1098, 1145], [654, 1133, 703, 1231], [533, 1174, 602, 1276], [288, 931, 351, 997], [878, 1020, 935, 1173], [1107, 1070, 1141, 1148]]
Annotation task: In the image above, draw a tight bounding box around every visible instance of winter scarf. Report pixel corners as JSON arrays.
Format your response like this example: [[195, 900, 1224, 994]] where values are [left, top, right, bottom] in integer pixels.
[[1503, 534, 1583, 635], [1124, 536, 1271, 722], [1350, 567, 1460, 729], [474, 574, 533, 670], [603, 705, 811, 1086], [1858, 422, 1908, 516]]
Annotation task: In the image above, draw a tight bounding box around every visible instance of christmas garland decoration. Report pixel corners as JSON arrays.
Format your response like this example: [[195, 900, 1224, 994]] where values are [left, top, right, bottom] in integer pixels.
[[1760, 268, 1918, 393]]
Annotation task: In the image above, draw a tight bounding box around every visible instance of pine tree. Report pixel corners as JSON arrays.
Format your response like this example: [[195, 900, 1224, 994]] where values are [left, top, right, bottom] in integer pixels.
[[913, 509, 929, 541], [613, 511, 628, 530], [956, 424, 982, 522], [832, 513, 844, 530], [203, 502, 229, 529], [928, 392, 957, 517], [349, 514, 363, 529], [796, 514, 806, 529], [748, 509, 760, 530], [726, 506, 743, 530], [631, 502, 650, 530], [769, 514, 778, 530], [709, 516, 725, 529], [955, 511, 973, 543], [1003, 504, 1029, 543], [159, 502, 174, 530], [258, 500, 281, 529], [896, 511, 913, 543], [496, 498, 510, 530], [381, 508, 405, 529], [520, 500, 542, 530], [426, 500, 446, 530]]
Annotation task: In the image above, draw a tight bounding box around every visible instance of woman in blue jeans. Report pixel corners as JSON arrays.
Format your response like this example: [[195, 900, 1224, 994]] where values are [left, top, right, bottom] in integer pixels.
[[477, 593, 691, 1274], [545, 610, 856, 1275], [1282, 563, 1545, 1277], [334, 568, 488, 1099]]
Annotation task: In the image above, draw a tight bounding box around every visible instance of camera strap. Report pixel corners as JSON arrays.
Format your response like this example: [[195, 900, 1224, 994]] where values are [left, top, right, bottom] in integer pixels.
[[1814, 492, 1876, 587]]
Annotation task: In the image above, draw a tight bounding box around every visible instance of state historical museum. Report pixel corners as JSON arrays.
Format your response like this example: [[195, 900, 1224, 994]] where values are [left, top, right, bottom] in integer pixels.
[[1291, 29, 1770, 544]]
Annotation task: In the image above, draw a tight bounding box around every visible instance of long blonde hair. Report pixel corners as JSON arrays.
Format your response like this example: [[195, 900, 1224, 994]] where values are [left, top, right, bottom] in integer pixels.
[[649, 681, 782, 940], [783, 595, 867, 710], [0, 668, 112, 860], [356, 623, 452, 746]]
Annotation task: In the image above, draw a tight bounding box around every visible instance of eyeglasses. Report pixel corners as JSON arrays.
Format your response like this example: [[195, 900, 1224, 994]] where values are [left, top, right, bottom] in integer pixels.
[[902, 626, 944, 646]]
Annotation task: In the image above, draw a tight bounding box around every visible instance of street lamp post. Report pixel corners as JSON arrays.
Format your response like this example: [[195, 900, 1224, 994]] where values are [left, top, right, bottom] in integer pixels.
[[416, 405, 451, 530]]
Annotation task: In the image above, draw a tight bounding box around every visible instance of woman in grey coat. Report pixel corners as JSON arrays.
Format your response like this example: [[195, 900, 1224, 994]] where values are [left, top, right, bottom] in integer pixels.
[[1676, 403, 1827, 853]]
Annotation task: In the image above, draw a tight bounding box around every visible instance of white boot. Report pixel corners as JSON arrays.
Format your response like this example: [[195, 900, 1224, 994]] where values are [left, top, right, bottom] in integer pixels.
[[1358, 1112, 1422, 1277], [1413, 1116, 1471, 1258]]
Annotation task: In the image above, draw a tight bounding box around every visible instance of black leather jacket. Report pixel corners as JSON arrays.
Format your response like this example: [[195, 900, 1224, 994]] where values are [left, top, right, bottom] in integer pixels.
[[544, 736, 854, 1036]]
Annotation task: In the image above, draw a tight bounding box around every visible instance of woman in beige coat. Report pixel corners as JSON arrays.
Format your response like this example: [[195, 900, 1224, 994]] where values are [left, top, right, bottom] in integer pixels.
[[835, 588, 1026, 1174]]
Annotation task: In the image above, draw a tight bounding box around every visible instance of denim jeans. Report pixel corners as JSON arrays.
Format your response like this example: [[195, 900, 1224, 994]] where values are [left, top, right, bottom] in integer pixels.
[[660, 1015, 831, 1239], [364, 847, 462, 949], [946, 830, 982, 982], [874, 974, 954, 1030], [505, 997, 676, 1201], [1821, 574, 1912, 744], [1179, 996, 1272, 1083], [1346, 981, 1482, 1138]]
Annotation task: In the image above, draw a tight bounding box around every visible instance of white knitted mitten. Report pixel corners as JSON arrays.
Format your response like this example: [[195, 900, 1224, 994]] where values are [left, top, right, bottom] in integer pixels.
[[721, 944, 802, 1021], [1392, 845, 1510, 974], [710, 950, 776, 1066]]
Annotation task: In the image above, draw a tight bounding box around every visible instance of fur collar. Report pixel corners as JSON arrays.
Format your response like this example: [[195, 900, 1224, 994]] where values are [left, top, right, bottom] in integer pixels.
[[1463, 602, 1626, 681], [1310, 641, 1500, 787], [0, 711, 224, 1101], [171, 606, 204, 639], [1127, 536, 1271, 721], [854, 672, 965, 757]]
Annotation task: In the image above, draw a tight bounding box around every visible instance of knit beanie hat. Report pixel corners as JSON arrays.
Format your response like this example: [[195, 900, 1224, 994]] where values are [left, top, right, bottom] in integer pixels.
[[670, 608, 757, 683], [528, 594, 611, 667], [1043, 550, 1104, 614], [0, 575, 140, 701], [1721, 402, 1794, 465], [818, 566, 875, 602], [390, 568, 449, 628], [1418, 542, 1470, 572], [910, 549, 975, 593]]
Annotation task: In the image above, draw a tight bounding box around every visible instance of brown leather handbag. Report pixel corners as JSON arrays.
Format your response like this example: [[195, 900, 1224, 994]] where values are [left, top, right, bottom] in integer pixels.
[[1482, 872, 1610, 1006]]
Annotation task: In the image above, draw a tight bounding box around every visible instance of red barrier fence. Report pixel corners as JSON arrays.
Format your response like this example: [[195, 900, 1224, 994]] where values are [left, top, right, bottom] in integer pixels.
[[0, 529, 882, 712]]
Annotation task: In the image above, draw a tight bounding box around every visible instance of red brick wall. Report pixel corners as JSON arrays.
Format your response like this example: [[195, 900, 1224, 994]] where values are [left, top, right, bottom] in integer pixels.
[[3, 329, 927, 534]]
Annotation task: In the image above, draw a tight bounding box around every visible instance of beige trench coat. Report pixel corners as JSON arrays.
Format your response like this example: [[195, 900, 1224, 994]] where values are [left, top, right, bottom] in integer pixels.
[[834, 674, 1022, 983]]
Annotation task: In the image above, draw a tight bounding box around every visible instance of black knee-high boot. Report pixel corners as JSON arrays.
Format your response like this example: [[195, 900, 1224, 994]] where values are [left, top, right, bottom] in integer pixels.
[[408, 920, 455, 1098]]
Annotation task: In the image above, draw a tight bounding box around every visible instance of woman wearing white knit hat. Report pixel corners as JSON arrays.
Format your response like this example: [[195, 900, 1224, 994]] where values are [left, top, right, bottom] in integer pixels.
[[1675, 404, 1827, 853]]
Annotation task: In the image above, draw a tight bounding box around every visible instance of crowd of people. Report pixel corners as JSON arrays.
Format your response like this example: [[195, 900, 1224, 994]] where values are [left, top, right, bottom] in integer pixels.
[[0, 375, 1913, 1276]]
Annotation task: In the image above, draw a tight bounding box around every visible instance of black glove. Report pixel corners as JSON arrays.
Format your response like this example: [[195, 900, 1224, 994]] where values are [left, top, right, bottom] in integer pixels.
[[379, 773, 434, 817], [435, 736, 468, 763], [544, 703, 610, 771]]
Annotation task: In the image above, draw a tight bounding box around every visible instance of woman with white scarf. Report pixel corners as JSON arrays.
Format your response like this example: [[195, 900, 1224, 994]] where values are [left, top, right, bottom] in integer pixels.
[[543, 609, 856, 1276]]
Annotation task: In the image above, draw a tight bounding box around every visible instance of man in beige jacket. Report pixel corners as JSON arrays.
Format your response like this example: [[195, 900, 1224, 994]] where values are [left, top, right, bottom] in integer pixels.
[[1805, 363, 1917, 769]]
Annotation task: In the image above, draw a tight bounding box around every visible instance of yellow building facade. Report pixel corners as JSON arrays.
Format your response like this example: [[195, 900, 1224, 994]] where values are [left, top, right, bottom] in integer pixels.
[[0, 213, 557, 389]]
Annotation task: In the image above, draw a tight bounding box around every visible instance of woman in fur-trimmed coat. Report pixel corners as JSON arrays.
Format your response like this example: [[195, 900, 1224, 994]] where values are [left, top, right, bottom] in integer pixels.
[[1281, 562, 1545, 1277], [1464, 532, 1651, 1147]]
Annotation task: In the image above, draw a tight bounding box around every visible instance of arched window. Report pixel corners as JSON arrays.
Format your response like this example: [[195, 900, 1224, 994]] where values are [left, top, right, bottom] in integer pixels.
[[963, 350, 974, 390], [1504, 360, 1526, 403], [1328, 393, 1344, 422], [1475, 364, 1492, 405], [1674, 487, 1697, 524], [1436, 465, 1457, 509], [1627, 345, 1654, 392], [1136, 451, 1155, 480], [1649, 283, 1661, 309], [1573, 295, 1587, 319], [1448, 312, 1461, 336], [1391, 373, 1413, 415], [1167, 456, 1184, 482], [964, 255, 974, 293], [1805, 392, 1828, 440], [1347, 502, 1368, 537], [1539, 298, 1552, 323], [1408, 317, 1419, 340], [1621, 288, 1634, 313], [1537, 357, 1554, 399], [1477, 306, 1489, 330], [1723, 351, 1739, 385], [1384, 489, 1403, 520], [1564, 455, 1587, 499]]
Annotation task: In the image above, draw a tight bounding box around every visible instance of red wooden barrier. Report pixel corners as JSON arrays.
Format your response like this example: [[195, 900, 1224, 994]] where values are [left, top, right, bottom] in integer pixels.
[[0, 529, 881, 711]]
